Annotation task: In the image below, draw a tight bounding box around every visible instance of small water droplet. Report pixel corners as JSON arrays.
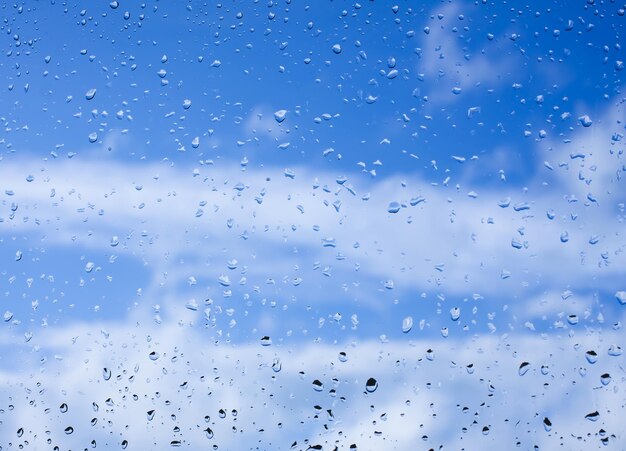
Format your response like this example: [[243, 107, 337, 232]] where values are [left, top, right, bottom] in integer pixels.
[[59, 403, 68, 413], [331, 44, 342, 54], [85, 88, 97, 100], [103, 367, 111, 381], [312, 379, 324, 391]]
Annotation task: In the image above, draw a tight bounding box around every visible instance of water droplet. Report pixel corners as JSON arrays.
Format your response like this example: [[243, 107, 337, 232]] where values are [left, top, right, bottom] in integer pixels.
[[615, 291, 626, 305], [585, 350, 598, 364], [149, 351, 159, 361], [260, 336, 272, 346], [543, 417, 552, 432], [64, 426, 74, 434], [182, 99, 192, 109], [338, 351, 348, 362], [147, 410, 155, 421], [110, 236, 119, 247], [312, 379, 324, 391], [388, 201, 401, 213], [365, 377, 378, 393], [482, 426, 490, 435], [3, 311, 13, 322], [608, 344, 622, 356], [204, 427, 214, 439], [15, 250, 22, 261], [331, 44, 342, 54], [88, 132, 98, 143], [401, 316, 413, 333], [272, 357, 282, 372], [585, 411, 599, 421], [191, 136, 200, 148], [85, 262, 95, 273], [600, 373, 611, 385], [274, 109, 287, 123], [450, 307, 460, 321], [103, 367, 111, 381], [85, 88, 96, 100], [109, 1, 119, 9], [579, 115, 592, 127], [518, 361, 530, 376]]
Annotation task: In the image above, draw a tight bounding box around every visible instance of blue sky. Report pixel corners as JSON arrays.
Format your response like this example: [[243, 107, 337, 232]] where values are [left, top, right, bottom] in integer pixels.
[[0, 1, 625, 449]]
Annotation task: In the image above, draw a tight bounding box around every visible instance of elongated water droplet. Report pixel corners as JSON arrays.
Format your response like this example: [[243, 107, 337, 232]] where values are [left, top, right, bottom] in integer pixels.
[[543, 417, 552, 432], [519, 361, 530, 376], [402, 316, 413, 333]]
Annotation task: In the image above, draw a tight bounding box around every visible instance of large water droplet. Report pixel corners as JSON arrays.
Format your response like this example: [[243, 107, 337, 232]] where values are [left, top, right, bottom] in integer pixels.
[[518, 361, 530, 376], [578, 115, 592, 127], [365, 377, 378, 393], [388, 201, 401, 213], [585, 350, 598, 364], [274, 109, 287, 123], [402, 316, 413, 333], [543, 417, 552, 432]]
